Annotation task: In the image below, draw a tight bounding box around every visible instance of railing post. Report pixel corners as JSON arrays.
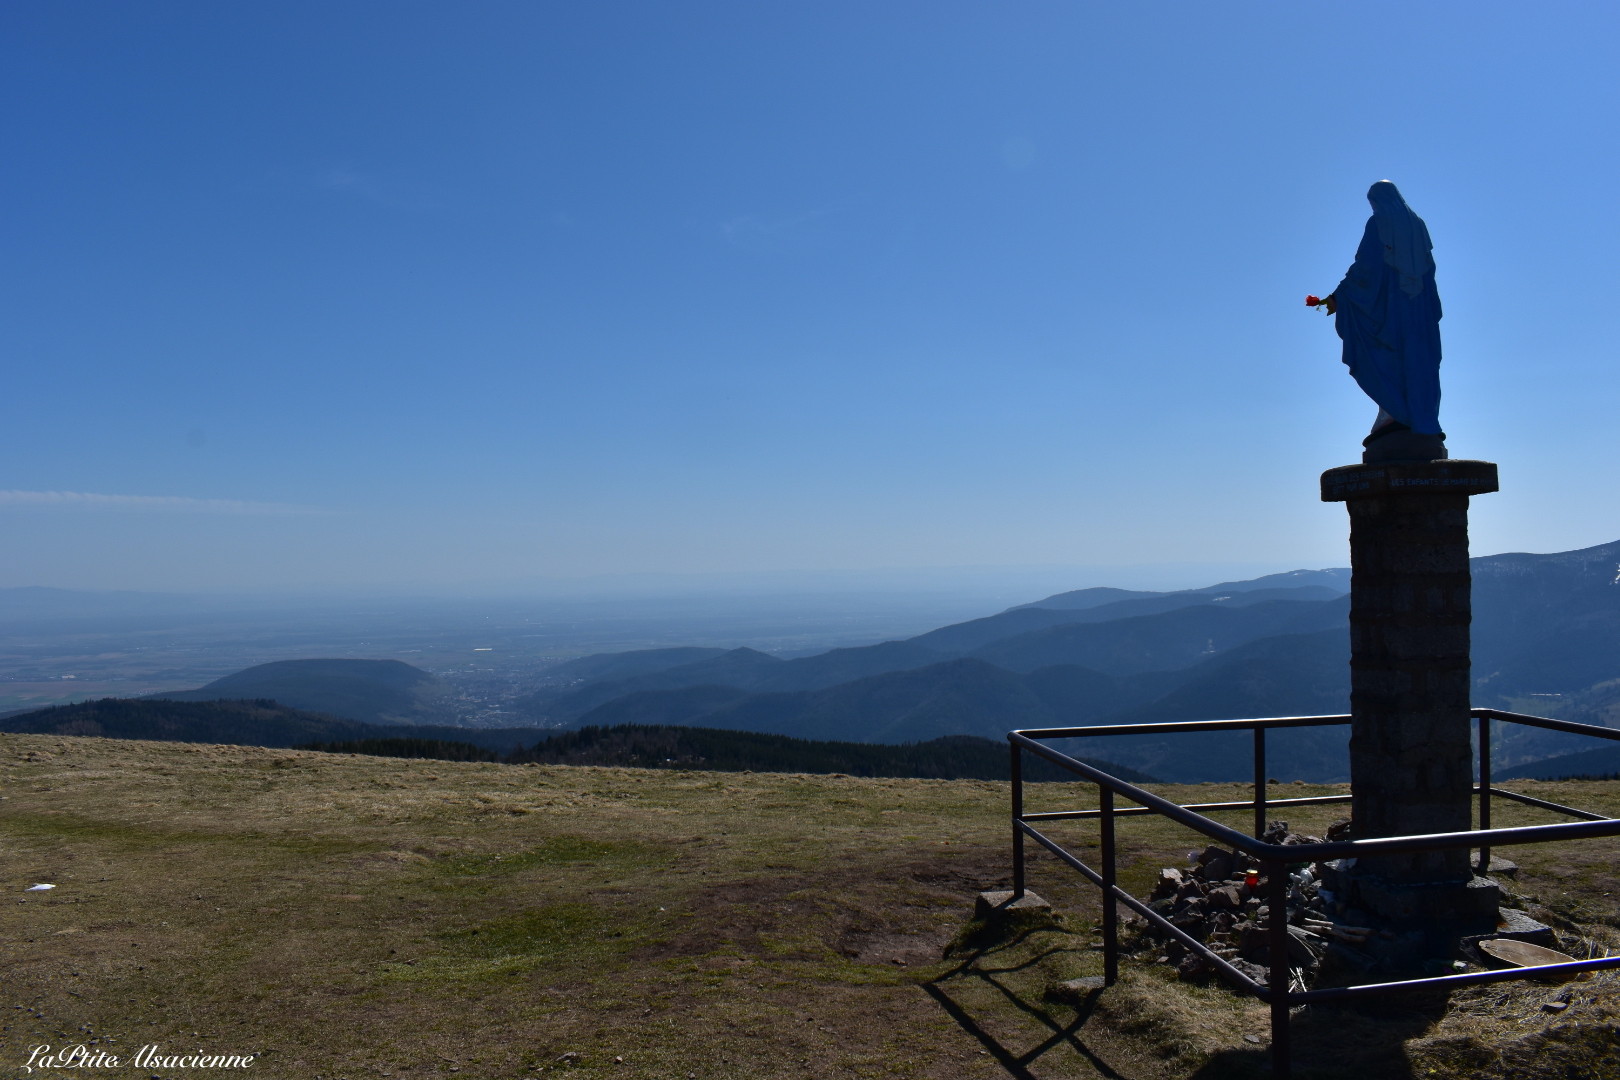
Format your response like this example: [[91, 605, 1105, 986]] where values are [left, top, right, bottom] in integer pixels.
[[1254, 727, 1267, 840], [1100, 784, 1118, 986], [1011, 738, 1025, 899], [1478, 712, 1492, 875], [1266, 856, 1291, 1079]]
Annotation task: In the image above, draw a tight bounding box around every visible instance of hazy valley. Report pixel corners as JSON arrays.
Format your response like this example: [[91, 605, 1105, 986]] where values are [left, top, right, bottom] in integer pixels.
[[6, 540, 1620, 783]]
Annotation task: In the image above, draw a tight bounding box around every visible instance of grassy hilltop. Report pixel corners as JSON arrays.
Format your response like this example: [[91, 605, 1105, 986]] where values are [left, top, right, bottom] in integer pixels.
[[2, 734, 1619, 1079]]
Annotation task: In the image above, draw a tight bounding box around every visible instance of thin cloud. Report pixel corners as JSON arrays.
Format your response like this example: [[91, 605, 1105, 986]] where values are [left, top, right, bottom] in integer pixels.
[[719, 204, 843, 250], [314, 165, 430, 212], [0, 490, 320, 515]]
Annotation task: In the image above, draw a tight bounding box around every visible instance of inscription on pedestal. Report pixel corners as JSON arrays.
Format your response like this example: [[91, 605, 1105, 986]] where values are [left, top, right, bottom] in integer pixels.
[[1321, 460, 1499, 503]]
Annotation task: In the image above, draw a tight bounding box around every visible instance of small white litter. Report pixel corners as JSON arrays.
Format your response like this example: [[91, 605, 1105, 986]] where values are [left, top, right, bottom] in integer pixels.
[[26, 884, 55, 892]]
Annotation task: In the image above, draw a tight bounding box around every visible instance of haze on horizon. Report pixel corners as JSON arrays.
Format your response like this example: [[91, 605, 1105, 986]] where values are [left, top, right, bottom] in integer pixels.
[[4, 3, 1616, 594]]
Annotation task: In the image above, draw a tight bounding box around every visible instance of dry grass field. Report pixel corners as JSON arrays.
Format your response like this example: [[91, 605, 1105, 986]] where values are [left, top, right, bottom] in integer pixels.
[[4, 733, 1620, 1079]]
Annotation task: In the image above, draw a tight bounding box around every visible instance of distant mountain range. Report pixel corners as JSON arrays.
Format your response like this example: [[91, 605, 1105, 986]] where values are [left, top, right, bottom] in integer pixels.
[[501, 589, 1352, 779], [17, 540, 1618, 783]]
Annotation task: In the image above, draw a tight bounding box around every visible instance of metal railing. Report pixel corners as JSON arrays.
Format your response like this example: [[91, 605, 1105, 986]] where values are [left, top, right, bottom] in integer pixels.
[[1008, 708, 1620, 1080]]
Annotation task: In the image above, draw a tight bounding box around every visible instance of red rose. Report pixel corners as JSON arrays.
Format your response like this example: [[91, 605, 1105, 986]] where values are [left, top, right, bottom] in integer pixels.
[[1305, 294, 1322, 307]]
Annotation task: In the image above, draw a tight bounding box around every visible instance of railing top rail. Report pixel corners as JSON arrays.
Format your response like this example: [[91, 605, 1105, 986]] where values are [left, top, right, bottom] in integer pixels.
[[1009, 732, 1620, 861], [1475, 707, 1620, 743], [1016, 708, 1620, 743], [1016, 714, 1351, 740]]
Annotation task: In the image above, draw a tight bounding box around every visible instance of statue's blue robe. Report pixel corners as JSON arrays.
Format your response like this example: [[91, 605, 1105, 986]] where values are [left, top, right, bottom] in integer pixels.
[[1334, 218, 1444, 434]]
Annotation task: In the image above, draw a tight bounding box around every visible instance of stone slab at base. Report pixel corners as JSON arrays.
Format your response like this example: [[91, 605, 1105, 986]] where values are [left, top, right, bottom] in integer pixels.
[[975, 890, 1052, 920], [1462, 908, 1558, 954], [1474, 938, 1577, 978], [1472, 853, 1519, 879]]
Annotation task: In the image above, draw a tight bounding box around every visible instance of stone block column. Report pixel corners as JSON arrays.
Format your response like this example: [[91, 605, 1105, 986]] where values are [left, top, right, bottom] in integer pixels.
[[1321, 459, 1500, 924]]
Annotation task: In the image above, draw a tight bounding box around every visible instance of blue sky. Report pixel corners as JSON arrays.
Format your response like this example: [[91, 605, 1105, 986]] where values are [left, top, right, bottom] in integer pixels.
[[3, 2, 1616, 592]]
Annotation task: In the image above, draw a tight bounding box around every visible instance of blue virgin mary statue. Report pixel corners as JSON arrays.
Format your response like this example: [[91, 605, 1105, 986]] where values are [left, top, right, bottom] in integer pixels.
[[1322, 181, 1446, 460]]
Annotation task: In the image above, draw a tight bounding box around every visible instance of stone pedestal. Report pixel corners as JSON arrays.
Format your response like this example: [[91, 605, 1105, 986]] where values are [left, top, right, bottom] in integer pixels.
[[1320, 459, 1500, 926]]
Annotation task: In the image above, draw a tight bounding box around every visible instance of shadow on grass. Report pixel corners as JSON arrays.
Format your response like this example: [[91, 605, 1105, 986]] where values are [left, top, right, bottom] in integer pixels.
[[923, 925, 1127, 1079], [926, 919, 1444, 1080], [1186, 993, 1441, 1080]]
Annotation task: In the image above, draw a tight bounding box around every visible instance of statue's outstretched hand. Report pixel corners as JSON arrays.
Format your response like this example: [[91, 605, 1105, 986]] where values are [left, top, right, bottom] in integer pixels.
[[1305, 294, 1337, 316]]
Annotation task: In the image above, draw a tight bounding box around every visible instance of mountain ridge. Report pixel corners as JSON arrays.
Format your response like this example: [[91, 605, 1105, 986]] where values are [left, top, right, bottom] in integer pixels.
[[149, 658, 456, 727]]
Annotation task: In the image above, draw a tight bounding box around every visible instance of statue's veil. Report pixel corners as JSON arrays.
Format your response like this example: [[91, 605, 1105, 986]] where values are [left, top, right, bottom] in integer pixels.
[[1367, 181, 1434, 298]]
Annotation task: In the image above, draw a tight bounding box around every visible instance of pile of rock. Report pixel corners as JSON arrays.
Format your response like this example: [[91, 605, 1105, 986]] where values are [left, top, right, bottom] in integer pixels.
[[1143, 820, 1389, 989]]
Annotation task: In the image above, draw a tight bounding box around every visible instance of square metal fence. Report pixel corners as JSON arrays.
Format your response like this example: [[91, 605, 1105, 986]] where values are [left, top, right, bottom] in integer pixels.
[[1008, 708, 1620, 1079]]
